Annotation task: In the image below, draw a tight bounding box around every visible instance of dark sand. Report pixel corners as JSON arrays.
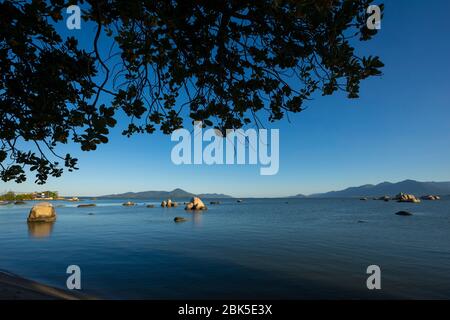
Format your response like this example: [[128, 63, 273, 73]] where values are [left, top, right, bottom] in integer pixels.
[[0, 271, 92, 300]]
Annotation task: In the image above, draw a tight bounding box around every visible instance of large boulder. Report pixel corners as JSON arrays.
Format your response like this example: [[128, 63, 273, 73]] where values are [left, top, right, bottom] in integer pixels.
[[395, 193, 420, 203], [185, 197, 207, 211], [192, 197, 205, 209], [27, 202, 57, 222], [194, 197, 205, 208]]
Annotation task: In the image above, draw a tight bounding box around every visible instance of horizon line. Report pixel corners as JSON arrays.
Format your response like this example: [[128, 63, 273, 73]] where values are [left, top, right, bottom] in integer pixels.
[[3, 178, 450, 198]]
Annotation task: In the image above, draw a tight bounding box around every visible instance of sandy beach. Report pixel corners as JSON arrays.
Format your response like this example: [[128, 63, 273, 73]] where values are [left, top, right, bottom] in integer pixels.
[[0, 271, 90, 300]]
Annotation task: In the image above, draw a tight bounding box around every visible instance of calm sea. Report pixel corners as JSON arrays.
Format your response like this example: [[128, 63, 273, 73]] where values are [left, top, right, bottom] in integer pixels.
[[0, 198, 449, 299]]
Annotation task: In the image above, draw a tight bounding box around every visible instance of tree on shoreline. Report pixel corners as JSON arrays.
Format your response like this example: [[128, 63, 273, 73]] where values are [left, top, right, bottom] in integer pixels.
[[0, 0, 383, 184], [0, 190, 58, 201]]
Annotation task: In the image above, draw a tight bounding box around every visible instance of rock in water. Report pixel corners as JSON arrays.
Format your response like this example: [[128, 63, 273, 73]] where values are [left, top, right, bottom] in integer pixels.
[[77, 204, 96, 208], [27, 202, 57, 222], [192, 197, 206, 209], [174, 217, 187, 222], [421, 195, 440, 201], [185, 202, 194, 210], [123, 201, 135, 206], [184, 197, 207, 211], [395, 211, 413, 216], [146, 204, 155, 208], [161, 199, 177, 207], [395, 193, 420, 203]]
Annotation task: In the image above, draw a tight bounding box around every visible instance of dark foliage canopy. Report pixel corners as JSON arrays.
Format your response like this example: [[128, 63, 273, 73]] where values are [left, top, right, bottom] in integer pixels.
[[0, 0, 383, 184]]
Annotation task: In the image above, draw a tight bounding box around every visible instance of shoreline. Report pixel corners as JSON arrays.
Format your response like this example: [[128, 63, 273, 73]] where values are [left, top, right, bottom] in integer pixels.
[[0, 270, 92, 300]]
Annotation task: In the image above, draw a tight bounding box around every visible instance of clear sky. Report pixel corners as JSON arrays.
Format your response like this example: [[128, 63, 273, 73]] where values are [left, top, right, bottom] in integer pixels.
[[2, 0, 450, 197]]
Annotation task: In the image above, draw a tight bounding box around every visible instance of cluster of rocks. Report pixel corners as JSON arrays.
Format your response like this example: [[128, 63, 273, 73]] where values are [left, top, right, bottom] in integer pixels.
[[185, 197, 207, 211], [394, 192, 440, 202], [25, 197, 211, 227], [161, 199, 178, 207], [365, 193, 442, 203]]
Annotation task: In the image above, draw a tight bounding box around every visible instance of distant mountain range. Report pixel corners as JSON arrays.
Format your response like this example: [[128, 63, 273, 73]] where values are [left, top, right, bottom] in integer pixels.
[[98, 180, 450, 199], [294, 180, 450, 198], [289, 194, 307, 198], [99, 188, 232, 199]]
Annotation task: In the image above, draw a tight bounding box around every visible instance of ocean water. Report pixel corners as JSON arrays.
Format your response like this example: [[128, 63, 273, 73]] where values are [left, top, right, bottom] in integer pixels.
[[0, 198, 449, 299]]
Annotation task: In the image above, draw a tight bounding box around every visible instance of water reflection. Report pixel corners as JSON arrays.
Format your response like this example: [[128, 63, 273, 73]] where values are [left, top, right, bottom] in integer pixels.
[[192, 212, 203, 226], [27, 222, 54, 239]]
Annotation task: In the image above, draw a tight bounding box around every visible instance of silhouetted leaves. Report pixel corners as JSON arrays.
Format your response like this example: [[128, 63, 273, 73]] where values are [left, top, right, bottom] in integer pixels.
[[0, 0, 383, 183]]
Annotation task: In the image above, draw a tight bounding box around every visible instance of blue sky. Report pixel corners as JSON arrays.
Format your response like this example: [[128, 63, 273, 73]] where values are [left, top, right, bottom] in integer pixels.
[[2, 1, 450, 197]]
